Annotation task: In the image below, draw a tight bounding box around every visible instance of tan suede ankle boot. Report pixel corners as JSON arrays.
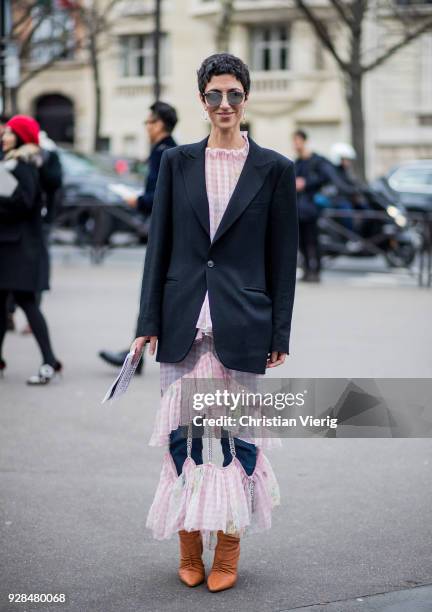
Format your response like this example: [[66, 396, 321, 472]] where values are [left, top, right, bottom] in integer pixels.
[[207, 530, 240, 592], [178, 529, 205, 587]]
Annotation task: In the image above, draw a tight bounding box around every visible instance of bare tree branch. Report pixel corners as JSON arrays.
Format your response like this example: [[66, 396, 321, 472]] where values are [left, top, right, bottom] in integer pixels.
[[18, 37, 80, 88], [327, 0, 354, 28], [294, 0, 350, 72], [363, 16, 432, 72], [19, 13, 54, 59], [216, 0, 234, 52]]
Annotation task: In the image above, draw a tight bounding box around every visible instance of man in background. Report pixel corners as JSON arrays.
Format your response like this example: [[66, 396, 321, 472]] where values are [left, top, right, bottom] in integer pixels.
[[98, 101, 178, 374], [292, 129, 328, 283]]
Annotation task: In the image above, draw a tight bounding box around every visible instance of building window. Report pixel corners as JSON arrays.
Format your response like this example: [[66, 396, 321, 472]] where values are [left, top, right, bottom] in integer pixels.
[[250, 25, 291, 71], [119, 33, 170, 77], [29, 6, 75, 64]]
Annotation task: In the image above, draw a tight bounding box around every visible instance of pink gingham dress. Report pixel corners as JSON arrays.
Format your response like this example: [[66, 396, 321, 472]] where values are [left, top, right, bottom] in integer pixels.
[[146, 132, 281, 550]]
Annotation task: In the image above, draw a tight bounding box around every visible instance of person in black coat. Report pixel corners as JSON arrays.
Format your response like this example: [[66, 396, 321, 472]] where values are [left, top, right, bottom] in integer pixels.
[[0, 114, 16, 330], [98, 101, 178, 373], [37, 132, 63, 309], [129, 53, 298, 592], [292, 129, 329, 283], [132, 60, 298, 374], [0, 115, 62, 384], [126, 102, 178, 216], [4, 129, 63, 332]]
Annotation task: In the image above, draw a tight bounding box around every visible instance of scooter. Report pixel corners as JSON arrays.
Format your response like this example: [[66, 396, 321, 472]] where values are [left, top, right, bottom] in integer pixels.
[[315, 186, 422, 268]]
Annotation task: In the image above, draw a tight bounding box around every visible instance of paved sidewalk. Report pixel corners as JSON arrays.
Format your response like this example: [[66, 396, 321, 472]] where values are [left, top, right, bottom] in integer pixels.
[[281, 583, 432, 611], [1, 250, 431, 612]]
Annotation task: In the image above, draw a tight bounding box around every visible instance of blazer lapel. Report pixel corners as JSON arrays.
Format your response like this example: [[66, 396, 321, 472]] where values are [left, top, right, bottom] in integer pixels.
[[180, 135, 274, 247], [180, 136, 211, 239]]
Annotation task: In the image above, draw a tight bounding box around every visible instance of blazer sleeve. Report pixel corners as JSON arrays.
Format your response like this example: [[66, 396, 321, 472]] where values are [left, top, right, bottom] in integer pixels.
[[266, 160, 299, 354], [136, 150, 173, 337]]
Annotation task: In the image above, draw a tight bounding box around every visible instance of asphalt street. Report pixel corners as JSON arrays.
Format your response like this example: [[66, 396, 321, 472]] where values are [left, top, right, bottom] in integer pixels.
[[1, 247, 431, 612]]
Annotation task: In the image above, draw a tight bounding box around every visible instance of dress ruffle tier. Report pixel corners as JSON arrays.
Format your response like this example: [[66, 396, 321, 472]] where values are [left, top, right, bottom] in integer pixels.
[[146, 446, 280, 550]]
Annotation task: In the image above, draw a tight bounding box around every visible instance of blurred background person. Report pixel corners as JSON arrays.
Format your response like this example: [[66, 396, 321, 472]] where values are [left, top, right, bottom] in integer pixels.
[[0, 115, 16, 331], [292, 129, 328, 283], [0, 115, 62, 384], [20, 130, 63, 334], [39, 130, 63, 257], [98, 101, 178, 374], [327, 142, 369, 234]]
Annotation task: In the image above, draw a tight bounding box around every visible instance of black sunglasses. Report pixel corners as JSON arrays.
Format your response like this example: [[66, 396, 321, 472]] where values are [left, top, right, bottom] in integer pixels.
[[203, 90, 245, 107]]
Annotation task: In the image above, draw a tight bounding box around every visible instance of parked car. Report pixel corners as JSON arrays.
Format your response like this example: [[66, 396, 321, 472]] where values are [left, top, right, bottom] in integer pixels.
[[372, 160, 432, 215], [52, 149, 149, 251], [88, 152, 148, 183]]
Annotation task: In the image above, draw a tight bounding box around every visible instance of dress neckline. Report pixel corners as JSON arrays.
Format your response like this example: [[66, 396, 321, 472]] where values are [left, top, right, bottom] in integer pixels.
[[206, 131, 249, 157]]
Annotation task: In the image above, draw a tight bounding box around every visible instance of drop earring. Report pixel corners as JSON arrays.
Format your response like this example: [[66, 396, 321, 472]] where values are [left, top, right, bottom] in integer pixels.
[[202, 109, 209, 121], [241, 110, 246, 124]]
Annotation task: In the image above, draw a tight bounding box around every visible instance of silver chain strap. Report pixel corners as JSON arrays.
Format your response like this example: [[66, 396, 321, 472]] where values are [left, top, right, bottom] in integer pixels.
[[207, 424, 213, 462], [186, 421, 192, 458], [249, 478, 255, 512], [186, 421, 254, 511], [228, 429, 236, 458], [187, 423, 238, 464]]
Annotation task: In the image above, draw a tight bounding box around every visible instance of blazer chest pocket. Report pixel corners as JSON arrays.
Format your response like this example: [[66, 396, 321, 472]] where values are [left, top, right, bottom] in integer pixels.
[[245, 199, 268, 214]]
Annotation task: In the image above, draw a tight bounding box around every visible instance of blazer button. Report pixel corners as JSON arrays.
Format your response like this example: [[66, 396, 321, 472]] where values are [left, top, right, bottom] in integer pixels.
[[207, 260, 215, 268]]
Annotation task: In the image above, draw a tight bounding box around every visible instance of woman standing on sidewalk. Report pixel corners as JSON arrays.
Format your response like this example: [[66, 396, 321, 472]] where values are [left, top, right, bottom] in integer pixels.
[[132, 54, 298, 592], [0, 115, 62, 384]]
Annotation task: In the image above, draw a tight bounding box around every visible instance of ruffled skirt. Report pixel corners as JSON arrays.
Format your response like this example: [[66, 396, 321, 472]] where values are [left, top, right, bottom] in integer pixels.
[[146, 447, 280, 550], [146, 329, 282, 550]]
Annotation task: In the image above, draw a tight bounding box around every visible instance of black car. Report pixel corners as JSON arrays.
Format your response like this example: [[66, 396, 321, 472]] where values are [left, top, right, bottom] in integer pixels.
[[372, 160, 432, 216], [52, 149, 149, 256]]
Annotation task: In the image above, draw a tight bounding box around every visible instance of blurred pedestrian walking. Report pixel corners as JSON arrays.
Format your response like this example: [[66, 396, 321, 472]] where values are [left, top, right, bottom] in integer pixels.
[[292, 129, 328, 282], [98, 101, 178, 375], [0, 115, 16, 331], [130, 53, 298, 593], [19, 130, 63, 336], [0, 115, 62, 384], [39, 130, 63, 269]]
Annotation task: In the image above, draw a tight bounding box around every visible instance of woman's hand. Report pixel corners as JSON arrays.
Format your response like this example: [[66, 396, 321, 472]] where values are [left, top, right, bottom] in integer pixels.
[[266, 351, 286, 368], [130, 336, 158, 363]]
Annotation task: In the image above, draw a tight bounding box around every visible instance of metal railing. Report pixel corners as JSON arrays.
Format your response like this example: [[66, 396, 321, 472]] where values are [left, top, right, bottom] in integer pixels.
[[318, 208, 432, 287]]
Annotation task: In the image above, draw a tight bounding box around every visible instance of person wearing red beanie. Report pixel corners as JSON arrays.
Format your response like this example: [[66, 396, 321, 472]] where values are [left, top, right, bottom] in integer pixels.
[[0, 114, 62, 384], [6, 115, 40, 146]]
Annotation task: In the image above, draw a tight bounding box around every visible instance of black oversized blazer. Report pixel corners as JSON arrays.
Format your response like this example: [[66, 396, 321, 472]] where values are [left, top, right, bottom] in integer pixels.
[[136, 134, 298, 374]]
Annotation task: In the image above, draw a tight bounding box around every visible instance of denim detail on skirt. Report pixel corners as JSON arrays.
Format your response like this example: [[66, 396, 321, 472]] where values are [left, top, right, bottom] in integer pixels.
[[145, 329, 282, 550]]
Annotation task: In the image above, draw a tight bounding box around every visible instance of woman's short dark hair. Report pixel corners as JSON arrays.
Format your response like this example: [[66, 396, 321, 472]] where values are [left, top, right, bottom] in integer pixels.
[[197, 53, 251, 98], [150, 101, 178, 133]]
